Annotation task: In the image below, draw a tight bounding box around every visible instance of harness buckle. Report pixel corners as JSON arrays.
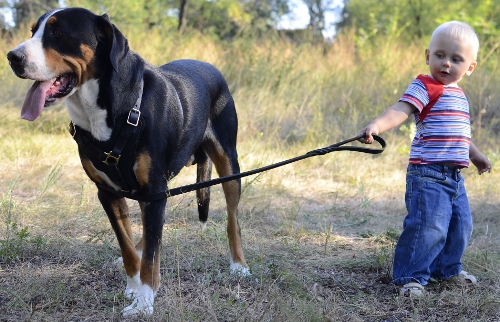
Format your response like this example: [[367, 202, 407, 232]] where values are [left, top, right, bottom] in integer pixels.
[[127, 108, 141, 126], [69, 121, 76, 138], [103, 151, 121, 165]]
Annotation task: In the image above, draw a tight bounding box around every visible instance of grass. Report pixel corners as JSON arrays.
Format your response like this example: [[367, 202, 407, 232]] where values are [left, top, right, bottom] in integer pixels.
[[0, 25, 499, 321]]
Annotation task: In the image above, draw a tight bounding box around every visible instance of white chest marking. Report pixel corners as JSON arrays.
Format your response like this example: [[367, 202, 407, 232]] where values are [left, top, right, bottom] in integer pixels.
[[65, 79, 113, 141]]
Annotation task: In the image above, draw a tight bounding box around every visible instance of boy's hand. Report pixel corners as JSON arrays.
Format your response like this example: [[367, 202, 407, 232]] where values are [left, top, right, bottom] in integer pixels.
[[470, 143, 492, 175], [470, 152, 492, 175], [358, 124, 379, 144]]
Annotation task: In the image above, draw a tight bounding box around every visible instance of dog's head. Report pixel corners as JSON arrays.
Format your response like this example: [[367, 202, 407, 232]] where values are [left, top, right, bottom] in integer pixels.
[[7, 8, 126, 121]]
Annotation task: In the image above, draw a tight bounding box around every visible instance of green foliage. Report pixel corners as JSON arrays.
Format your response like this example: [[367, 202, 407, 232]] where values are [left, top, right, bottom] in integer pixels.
[[338, 0, 500, 56], [179, 0, 251, 39], [66, 0, 177, 30], [10, 0, 59, 28], [0, 220, 30, 262], [176, 0, 290, 39], [0, 180, 47, 263], [65, 0, 290, 40]]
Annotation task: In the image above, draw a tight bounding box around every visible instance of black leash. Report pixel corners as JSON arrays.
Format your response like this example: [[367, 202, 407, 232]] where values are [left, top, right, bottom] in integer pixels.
[[167, 134, 386, 197]]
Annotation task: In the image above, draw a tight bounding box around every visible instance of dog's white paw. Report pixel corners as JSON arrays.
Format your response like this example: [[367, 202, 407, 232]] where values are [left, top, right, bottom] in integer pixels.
[[122, 284, 155, 316], [230, 262, 251, 276], [124, 273, 141, 299]]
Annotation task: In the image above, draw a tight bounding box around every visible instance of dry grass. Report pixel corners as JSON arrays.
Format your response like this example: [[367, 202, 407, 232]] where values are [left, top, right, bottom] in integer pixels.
[[0, 105, 499, 321], [0, 26, 499, 321]]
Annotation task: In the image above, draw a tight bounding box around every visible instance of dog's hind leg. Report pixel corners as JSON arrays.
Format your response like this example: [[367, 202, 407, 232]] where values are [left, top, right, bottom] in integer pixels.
[[195, 148, 212, 228], [97, 190, 141, 300], [203, 138, 249, 276]]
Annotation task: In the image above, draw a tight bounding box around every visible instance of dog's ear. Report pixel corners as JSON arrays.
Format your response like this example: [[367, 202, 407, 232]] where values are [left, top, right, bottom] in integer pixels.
[[96, 13, 129, 74], [101, 13, 111, 23]]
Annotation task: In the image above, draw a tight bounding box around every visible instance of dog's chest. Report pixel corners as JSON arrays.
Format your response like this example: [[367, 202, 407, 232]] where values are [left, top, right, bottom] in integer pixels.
[[65, 79, 112, 141]]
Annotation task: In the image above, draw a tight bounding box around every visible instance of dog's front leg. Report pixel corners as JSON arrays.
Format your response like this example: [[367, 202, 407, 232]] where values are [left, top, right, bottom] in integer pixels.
[[121, 198, 166, 316], [97, 190, 142, 299]]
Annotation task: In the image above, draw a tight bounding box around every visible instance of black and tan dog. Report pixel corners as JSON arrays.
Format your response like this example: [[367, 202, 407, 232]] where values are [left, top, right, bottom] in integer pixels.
[[8, 7, 249, 316]]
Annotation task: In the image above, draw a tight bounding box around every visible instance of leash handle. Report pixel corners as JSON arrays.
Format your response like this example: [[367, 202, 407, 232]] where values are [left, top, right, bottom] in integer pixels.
[[306, 134, 386, 156], [167, 134, 386, 197]]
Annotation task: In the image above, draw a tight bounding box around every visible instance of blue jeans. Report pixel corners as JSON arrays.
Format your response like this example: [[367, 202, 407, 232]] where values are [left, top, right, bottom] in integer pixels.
[[392, 164, 473, 286]]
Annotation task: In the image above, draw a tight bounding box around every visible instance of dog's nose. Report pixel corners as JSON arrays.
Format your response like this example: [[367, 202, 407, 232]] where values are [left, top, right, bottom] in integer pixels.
[[7, 50, 26, 65]]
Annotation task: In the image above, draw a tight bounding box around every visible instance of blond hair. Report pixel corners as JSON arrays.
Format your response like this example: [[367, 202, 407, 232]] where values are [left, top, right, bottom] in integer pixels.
[[430, 21, 479, 60]]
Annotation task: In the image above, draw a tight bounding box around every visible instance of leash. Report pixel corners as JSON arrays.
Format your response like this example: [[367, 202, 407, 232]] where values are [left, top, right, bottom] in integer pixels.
[[167, 134, 386, 197]]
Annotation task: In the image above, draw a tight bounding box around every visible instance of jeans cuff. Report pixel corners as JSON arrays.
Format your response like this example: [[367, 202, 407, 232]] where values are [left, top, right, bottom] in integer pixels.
[[430, 266, 462, 281], [393, 277, 428, 286]]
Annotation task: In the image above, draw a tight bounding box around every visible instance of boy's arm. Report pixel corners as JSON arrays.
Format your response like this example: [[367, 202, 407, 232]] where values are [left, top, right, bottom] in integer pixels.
[[359, 101, 417, 144], [470, 142, 492, 175]]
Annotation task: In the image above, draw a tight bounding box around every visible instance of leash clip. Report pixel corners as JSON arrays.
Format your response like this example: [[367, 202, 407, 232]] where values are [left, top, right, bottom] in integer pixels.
[[127, 108, 141, 126], [103, 151, 121, 165]]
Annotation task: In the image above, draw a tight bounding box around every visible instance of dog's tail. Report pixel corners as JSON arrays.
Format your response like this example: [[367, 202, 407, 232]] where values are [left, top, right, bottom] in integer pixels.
[[195, 148, 212, 223]]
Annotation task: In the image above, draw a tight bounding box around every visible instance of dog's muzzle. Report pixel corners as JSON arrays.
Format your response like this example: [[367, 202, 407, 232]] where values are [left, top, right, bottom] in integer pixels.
[[7, 48, 29, 78]]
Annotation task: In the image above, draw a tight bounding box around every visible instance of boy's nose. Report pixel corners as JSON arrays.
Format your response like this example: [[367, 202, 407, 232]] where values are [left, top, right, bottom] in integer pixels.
[[442, 60, 451, 67]]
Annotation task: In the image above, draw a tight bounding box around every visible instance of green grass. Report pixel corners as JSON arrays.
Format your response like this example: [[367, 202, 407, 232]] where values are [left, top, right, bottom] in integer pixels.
[[0, 26, 499, 321]]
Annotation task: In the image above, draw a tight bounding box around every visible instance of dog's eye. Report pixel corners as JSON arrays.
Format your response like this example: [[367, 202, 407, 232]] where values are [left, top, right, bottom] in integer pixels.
[[52, 28, 63, 36]]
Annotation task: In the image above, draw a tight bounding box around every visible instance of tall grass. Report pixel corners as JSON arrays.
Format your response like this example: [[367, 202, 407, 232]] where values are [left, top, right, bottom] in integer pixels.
[[0, 25, 499, 320], [2, 25, 500, 147]]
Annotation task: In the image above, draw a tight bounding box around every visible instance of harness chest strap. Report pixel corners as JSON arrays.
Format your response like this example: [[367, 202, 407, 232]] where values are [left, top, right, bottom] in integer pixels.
[[69, 80, 145, 193]]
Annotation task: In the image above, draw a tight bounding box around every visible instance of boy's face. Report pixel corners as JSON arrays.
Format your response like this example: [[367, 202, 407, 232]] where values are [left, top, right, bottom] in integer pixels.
[[425, 33, 477, 85]]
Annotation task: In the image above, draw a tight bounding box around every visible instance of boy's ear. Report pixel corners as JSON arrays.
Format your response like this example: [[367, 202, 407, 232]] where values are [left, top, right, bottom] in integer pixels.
[[465, 61, 477, 76], [425, 49, 430, 65]]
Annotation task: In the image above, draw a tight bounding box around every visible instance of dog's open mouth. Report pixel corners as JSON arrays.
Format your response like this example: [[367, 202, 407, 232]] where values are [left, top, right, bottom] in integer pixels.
[[21, 73, 77, 121]]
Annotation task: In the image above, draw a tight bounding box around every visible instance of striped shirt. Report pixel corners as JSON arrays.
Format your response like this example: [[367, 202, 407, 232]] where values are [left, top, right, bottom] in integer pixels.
[[399, 76, 471, 167]]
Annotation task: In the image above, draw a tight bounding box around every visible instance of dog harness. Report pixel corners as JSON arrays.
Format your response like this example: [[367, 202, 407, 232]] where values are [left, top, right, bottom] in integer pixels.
[[68, 81, 166, 201]]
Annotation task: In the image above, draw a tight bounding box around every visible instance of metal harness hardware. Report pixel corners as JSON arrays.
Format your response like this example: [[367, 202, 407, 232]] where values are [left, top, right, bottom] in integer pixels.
[[127, 108, 141, 126], [103, 151, 121, 165]]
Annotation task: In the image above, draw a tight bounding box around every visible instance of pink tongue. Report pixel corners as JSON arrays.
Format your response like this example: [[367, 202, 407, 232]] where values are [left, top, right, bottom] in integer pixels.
[[21, 79, 55, 121]]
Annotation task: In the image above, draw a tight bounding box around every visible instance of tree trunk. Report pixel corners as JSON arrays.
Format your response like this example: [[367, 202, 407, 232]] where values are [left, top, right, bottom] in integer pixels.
[[178, 0, 189, 32]]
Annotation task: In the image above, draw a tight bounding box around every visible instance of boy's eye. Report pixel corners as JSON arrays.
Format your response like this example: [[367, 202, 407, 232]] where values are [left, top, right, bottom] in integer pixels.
[[435, 53, 444, 59]]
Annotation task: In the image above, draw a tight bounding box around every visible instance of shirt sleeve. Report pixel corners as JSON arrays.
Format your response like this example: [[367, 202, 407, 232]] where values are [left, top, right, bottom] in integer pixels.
[[399, 78, 429, 113]]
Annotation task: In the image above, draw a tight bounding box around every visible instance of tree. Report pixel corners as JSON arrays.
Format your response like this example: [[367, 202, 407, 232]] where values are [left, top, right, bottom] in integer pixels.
[[65, 0, 291, 39], [302, 0, 336, 39], [337, 0, 500, 43], [242, 0, 290, 33], [66, 0, 174, 30], [170, 0, 290, 39], [178, 0, 188, 32], [9, 0, 59, 28]]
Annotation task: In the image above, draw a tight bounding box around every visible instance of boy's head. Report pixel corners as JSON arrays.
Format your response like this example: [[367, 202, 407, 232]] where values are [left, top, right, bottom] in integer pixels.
[[425, 21, 479, 85]]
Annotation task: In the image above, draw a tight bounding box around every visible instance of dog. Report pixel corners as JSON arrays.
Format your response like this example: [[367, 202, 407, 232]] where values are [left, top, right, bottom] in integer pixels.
[[7, 7, 249, 316]]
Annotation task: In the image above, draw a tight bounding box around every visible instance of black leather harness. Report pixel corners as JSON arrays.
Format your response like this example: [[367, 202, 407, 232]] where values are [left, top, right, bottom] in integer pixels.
[[68, 80, 167, 201]]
